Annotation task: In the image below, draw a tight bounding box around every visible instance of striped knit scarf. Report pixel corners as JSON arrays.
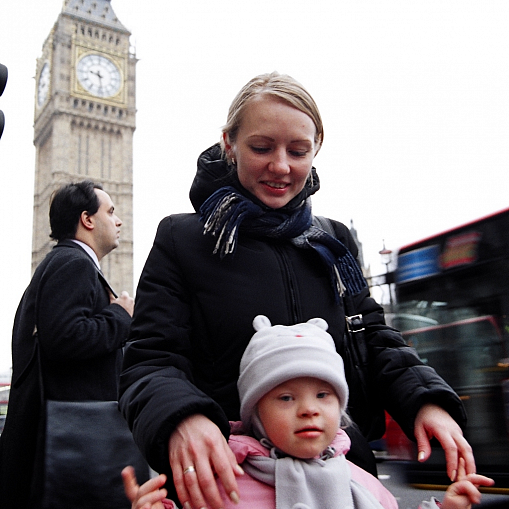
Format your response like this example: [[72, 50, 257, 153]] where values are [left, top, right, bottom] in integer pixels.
[[242, 442, 384, 509], [200, 187, 366, 300]]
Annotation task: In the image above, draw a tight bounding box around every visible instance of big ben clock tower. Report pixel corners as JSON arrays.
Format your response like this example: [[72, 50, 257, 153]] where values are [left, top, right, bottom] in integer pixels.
[[33, 0, 136, 293]]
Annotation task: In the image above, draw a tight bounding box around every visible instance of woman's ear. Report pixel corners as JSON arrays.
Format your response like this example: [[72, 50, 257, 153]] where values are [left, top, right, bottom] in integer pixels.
[[223, 132, 234, 161]]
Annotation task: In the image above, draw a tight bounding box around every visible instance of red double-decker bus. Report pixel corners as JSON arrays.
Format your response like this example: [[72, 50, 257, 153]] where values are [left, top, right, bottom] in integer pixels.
[[387, 207, 509, 491]]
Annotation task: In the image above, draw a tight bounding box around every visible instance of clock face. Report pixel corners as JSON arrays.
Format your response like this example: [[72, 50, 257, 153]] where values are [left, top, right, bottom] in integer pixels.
[[76, 54, 122, 98], [37, 62, 50, 107]]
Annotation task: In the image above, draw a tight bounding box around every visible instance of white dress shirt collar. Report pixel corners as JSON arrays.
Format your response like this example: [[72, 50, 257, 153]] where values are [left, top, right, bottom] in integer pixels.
[[71, 239, 100, 270]]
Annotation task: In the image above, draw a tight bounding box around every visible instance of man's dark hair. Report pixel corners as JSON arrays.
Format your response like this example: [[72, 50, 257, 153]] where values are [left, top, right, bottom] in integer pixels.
[[49, 180, 103, 241]]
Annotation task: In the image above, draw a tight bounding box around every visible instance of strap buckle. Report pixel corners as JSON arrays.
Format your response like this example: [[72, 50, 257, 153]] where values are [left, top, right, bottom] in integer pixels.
[[346, 314, 365, 333]]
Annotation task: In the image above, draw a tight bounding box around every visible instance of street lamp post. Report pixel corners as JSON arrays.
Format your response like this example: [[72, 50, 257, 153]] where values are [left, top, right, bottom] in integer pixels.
[[0, 63, 8, 140], [379, 241, 394, 313]]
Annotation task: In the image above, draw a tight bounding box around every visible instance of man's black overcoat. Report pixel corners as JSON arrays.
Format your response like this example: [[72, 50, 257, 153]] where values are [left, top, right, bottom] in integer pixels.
[[0, 240, 131, 508]]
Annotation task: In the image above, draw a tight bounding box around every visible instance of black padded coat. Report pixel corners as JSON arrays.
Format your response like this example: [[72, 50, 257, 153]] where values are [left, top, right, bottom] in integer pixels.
[[119, 144, 466, 479]]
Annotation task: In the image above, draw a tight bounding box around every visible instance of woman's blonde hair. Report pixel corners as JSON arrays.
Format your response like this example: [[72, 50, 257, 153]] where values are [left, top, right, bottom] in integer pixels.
[[221, 72, 324, 161]]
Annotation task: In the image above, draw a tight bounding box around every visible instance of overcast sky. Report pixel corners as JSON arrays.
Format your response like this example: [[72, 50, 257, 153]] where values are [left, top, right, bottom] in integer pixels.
[[1, 0, 508, 374]]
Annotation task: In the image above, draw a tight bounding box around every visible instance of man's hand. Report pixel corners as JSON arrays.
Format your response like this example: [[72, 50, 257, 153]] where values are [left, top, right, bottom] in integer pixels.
[[111, 290, 134, 316], [414, 403, 475, 481], [169, 414, 243, 509]]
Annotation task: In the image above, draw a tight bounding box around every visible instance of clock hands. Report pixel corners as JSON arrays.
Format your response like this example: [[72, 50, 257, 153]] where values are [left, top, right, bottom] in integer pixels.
[[89, 68, 105, 94], [90, 69, 103, 80]]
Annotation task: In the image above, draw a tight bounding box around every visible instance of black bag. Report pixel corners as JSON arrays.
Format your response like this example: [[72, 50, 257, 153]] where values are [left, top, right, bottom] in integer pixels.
[[41, 399, 149, 509]]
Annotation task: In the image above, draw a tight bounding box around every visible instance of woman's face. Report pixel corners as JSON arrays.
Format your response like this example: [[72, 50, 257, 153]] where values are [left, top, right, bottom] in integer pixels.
[[225, 95, 317, 209]]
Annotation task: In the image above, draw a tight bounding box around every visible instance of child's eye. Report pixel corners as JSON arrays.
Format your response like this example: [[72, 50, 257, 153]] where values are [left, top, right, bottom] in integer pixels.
[[279, 395, 292, 402], [317, 392, 329, 399]]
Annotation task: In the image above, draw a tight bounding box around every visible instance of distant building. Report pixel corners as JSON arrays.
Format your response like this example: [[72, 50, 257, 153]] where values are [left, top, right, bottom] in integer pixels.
[[349, 219, 371, 281]]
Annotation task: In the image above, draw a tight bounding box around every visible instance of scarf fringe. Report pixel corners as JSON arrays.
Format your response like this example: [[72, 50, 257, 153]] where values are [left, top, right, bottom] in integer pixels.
[[202, 191, 261, 257]]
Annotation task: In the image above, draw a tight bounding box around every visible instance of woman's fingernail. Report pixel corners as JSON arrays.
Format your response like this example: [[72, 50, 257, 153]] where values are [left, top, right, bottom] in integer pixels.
[[450, 470, 457, 482], [417, 451, 425, 462], [235, 465, 245, 475], [183, 503, 192, 509], [230, 491, 240, 504]]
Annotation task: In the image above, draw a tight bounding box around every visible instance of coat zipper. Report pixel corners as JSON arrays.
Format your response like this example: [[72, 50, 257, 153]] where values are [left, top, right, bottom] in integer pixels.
[[274, 244, 300, 323]]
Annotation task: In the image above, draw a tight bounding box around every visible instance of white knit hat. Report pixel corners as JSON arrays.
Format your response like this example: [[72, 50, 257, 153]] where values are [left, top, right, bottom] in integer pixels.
[[238, 315, 349, 435]]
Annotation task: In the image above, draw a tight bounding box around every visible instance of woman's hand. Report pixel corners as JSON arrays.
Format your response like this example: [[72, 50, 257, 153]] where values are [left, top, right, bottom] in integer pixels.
[[414, 403, 476, 481], [122, 466, 168, 509], [169, 414, 243, 509], [441, 458, 494, 509]]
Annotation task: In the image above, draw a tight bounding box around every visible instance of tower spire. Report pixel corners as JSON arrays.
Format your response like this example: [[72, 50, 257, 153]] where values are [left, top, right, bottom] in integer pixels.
[[62, 0, 128, 31]]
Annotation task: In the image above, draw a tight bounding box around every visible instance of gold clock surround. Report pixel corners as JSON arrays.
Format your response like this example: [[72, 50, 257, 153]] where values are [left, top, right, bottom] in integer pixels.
[[72, 44, 126, 105], [76, 53, 121, 98]]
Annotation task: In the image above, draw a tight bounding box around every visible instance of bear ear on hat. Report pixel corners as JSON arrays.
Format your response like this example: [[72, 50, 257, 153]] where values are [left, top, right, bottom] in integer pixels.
[[253, 315, 272, 331], [307, 317, 329, 331]]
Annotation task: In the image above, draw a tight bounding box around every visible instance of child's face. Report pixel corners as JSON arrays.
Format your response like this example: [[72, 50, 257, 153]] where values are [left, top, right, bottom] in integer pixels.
[[257, 376, 341, 459]]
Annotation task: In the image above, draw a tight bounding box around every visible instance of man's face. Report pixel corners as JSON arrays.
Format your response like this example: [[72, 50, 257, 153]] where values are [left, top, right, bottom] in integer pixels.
[[90, 189, 122, 259]]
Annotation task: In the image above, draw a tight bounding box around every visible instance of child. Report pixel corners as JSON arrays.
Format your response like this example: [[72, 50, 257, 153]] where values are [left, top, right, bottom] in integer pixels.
[[124, 316, 494, 509]]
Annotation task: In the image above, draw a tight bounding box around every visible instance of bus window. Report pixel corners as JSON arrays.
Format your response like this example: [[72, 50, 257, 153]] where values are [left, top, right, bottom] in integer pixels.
[[399, 315, 504, 389]]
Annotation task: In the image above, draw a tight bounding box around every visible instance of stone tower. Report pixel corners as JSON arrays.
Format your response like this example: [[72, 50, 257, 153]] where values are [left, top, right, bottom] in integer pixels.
[[33, 0, 136, 293]]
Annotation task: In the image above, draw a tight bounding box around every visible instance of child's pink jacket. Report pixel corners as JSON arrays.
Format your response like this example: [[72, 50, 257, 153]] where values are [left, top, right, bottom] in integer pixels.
[[216, 423, 398, 509]]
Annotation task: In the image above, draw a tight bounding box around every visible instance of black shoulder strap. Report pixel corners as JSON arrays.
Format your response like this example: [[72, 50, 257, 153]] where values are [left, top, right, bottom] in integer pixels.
[[314, 215, 367, 346]]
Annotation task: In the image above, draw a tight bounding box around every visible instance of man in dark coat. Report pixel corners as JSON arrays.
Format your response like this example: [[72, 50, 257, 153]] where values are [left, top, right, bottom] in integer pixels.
[[0, 180, 134, 509]]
